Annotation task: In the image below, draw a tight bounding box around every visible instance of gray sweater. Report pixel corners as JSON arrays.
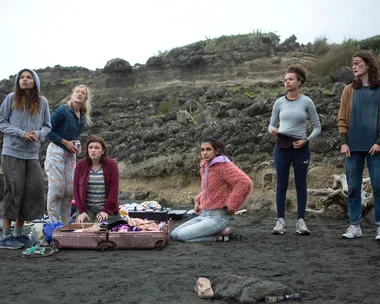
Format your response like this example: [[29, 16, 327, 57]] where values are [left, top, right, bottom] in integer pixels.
[[0, 92, 51, 159], [268, 95, 321, 140]]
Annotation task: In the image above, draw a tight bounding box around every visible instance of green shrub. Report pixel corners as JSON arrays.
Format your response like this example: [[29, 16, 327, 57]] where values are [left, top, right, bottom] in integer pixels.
[[157, 50, 168, 59], [244, 87, 259, 99], [311, 39, 359, 77], [268, 32, 281, 44], [358, 35, 380, 53], [204, 34, 252, 52], [185, 31, 281, 54], [63, 78, 84, 85], [158, 100, 174, 114], [314, 36, 329, 56], [228, 85, 244, 96], [244, 91, 257, 99], [188, 105, 199, 125]]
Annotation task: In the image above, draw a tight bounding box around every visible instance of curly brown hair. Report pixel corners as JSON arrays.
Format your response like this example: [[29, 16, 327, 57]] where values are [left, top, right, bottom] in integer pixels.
[[286, 64, 307, 85], [12, 72, 41, 116], [352, 50, 380, 89]]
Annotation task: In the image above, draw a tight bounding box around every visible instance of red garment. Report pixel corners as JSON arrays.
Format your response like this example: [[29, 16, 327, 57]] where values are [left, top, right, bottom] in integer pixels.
[[194, 161, 252, 212], [73, 158, 119, 215]]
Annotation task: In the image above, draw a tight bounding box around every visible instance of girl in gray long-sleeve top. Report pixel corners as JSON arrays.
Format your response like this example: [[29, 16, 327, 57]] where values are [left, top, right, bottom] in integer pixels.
[[0, 69, 51, 250], [268, 64, 321, 236]]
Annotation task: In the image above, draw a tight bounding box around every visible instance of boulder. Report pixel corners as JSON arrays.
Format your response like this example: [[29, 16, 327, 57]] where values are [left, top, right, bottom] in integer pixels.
[[134, 191, 150, 200], [332, 82, 346, 96], [146, 56, 164, 67], [333, 66, 353, 84], [104, 58, 132, 74], [176, 110, 190, 125], [118, 192, 131, 201], [281, 34, 299, 48], [219, 50, 234, 61], [261, 33, 272, 44], [247, 100, 268, 117]]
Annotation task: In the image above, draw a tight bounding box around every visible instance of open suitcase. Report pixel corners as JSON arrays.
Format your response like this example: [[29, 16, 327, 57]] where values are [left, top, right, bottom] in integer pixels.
[[52, 221, 170, 250]]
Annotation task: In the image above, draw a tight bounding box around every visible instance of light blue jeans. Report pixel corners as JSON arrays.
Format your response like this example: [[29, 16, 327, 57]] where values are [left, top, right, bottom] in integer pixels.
[[345, 152, 380, 225], [170, 209, 229, 242]]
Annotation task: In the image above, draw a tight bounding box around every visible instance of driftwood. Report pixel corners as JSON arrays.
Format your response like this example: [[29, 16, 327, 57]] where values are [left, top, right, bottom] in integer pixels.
[[306, 174, 374, 215]]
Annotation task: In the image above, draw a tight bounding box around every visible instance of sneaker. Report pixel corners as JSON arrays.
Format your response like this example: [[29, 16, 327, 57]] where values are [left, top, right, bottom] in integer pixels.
[[375, 227, 380, 241], [272, 218, 286, 235], [0, 235, 25, 249], [296, 218, 311, 235], [216, 235, 229, 242], [342, 224, 362, 239], [15, 235, 36, 247]]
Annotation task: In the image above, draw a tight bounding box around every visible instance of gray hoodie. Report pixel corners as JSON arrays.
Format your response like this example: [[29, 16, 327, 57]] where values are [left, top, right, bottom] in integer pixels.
[[0, 69, 52, 160]]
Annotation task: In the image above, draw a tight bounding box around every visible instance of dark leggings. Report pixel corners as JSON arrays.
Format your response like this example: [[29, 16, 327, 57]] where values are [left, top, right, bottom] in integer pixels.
[[274, 144, 310, 219]]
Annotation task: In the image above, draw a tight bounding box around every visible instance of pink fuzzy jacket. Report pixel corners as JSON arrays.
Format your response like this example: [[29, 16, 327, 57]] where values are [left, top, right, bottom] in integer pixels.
[[194, 159, 253, 212]]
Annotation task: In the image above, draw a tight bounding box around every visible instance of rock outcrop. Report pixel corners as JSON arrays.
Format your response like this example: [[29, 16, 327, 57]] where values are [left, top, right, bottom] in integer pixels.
[[0, 34, 351, 205]]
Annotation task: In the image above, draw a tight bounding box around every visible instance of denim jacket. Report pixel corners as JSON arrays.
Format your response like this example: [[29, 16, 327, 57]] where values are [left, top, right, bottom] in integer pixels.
[[47, 104, 85, 151]]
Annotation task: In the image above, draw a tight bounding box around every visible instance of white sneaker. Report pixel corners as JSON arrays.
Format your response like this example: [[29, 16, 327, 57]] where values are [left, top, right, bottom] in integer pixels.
[[375, 227, 380, 241], [342, 224, 362, 239], [296, 218, 311, 235], [272, 218, 286, 235]]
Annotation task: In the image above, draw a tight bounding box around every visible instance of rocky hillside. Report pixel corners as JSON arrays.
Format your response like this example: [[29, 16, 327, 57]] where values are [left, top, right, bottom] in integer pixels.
[[0, 34, 354, 206]]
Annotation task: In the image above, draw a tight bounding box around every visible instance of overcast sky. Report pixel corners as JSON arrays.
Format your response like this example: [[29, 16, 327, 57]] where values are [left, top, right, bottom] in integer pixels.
[[0, 0, 379, 80]]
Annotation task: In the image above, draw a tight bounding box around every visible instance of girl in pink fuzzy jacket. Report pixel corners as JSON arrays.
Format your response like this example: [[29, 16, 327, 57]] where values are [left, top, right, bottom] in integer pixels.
[[171, 136, 252, 242]]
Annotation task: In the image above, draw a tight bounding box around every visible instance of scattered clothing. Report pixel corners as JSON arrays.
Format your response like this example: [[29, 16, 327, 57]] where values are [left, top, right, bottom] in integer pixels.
[[43, 222, 64, 244], [140, 201, 162, 209], [127, 217, 158, 231]]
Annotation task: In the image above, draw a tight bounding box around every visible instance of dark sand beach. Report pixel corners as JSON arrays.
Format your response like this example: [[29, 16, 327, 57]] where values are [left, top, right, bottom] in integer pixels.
[[0, 210, 379, 304]]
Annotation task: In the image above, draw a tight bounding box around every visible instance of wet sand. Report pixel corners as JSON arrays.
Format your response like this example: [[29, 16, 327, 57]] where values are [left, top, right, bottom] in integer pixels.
[[1, 211, 379, 304]]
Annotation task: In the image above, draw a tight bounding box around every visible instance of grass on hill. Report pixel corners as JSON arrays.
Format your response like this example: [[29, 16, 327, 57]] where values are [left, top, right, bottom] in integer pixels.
[[311, 35, 380, 78], [310, 39, 359, 77], [155, 31, 380, 79], [313, 36, 329, 56], [63, 78, 85, 85], [156, 30, 281, 58]]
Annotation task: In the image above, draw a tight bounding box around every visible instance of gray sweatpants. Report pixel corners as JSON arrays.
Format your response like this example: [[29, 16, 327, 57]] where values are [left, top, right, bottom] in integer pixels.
[[2, 155, 45, 221]]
